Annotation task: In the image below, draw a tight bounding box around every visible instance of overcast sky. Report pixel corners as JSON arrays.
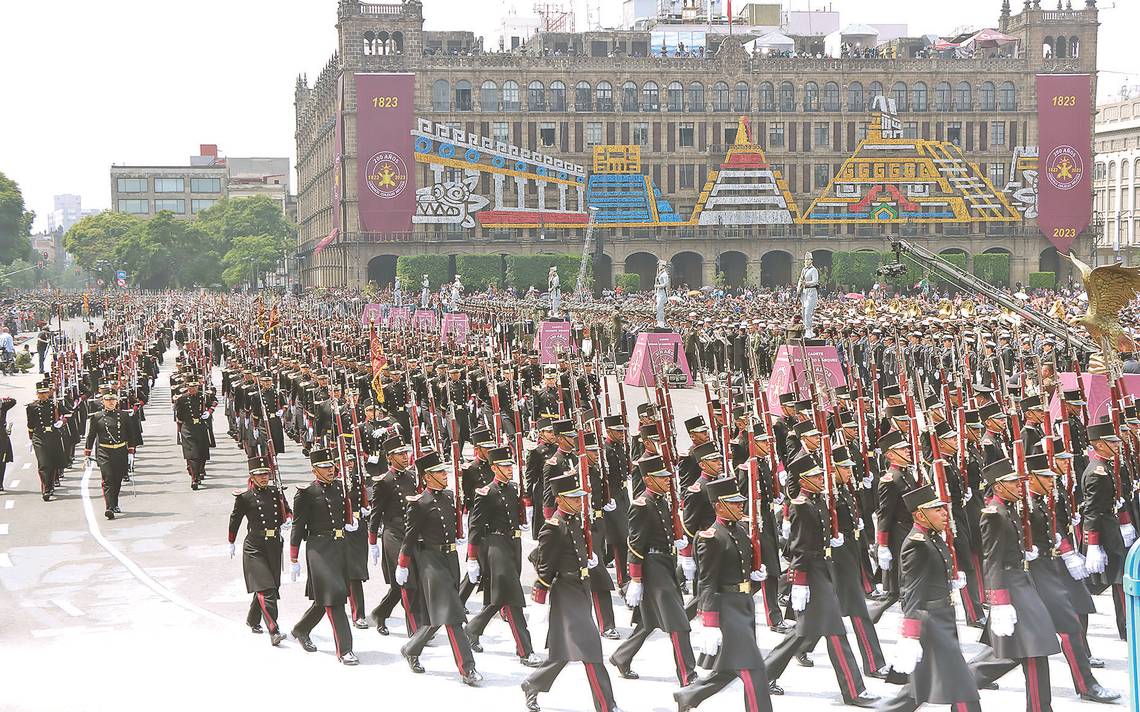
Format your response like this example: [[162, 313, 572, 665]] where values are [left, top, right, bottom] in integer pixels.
[[1, 0, 1135, 231]]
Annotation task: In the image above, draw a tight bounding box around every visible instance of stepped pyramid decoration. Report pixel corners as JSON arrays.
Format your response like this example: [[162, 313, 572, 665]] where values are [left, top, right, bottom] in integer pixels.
[[693, 116, 798, 225], [801, 96, 1021, 224], [585, 145, 686, 227]]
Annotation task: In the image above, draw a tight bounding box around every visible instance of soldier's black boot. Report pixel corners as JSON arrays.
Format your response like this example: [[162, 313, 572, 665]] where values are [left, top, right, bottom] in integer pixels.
[[400, 644, 425, 673], [290, 629, 317, 652], [521, 682, 540, 712]]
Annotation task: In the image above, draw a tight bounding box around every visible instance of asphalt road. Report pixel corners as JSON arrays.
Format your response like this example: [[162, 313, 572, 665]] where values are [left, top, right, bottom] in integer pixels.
[[0, 321, 1129, 711]]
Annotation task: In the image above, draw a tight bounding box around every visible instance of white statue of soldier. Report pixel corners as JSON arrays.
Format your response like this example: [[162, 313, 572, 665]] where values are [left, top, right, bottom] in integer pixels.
[[654, 259, 670, 329], [548, 265, 561, 318], [450, 274, 463, 313], [393, 278, 402, 307], [420, 274, 430, 309], [797, 252, 819, 338]]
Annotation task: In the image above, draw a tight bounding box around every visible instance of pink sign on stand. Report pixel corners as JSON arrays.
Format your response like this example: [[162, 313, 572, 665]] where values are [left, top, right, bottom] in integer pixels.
[[1047, 372, 1140, 425], [442, 312, 470, 342], [765, 345, 847, 410], [385, 307, 410, 329], [361, 303, 384, 325], [413, 310, 438, 332], [538, 320, 574, 364], [624, 331, 692, 387]]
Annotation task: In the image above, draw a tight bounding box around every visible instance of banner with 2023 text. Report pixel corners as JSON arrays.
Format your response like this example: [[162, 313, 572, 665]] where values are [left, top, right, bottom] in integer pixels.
[[1036, 74, 1093, 254]]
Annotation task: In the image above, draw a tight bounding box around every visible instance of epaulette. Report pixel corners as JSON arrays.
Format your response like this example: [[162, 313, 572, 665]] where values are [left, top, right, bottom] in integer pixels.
[[631, 496, 647, 506], [405, 492, 424, 502], [547, 516, 561, 526], [475, 485, 490, 496], [547, 456, 559, 465], [232, 489, 245, 497], [908, 532, 926, 541], [698, 526, 716, 538], [687, 483, 702, 493], [881, 473, 894, 483], [981, 506, 998, 515], [791, 495, 807, 504]]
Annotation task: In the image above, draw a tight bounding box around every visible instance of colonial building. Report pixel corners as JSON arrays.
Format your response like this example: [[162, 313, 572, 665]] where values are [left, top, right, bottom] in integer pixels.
[[1093, 95, 1140, 265], [295, 0, 1099, 290]]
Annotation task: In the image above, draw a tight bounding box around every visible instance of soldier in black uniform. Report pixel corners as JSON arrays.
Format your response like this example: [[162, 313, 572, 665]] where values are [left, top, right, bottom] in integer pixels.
[[395, 451, 482, 686], [601, 414, 631, 588], [367, 436, 419, 636], [1081, 420, 1131, 640], [340, 449, 371, 629], [871, 429, 917, 620], [84, 390, 138, 518], [879, 484, 981, 712], [522, 473, 623, 712], [227, 455, 291, 646], [464, 445, 543, 667], [173, 380, 214, 490], [288, 448, 358, 665], [526, 417, 556, 536], [674, 476, 771, 712], [27, 383, 66, 500], [445, 366, 472, 454]]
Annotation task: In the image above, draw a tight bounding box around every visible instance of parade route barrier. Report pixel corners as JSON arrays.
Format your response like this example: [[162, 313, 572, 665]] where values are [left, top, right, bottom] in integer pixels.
[[442, 312, 470, 342], [1125, 544, 1140, 712], [1048, 372, 1140, 424], [624, 331, 691, 387], [538, 320, 574, 364], [384, 307, 409, 329], [765, 344, 847, 410], [412, 309, 438, 332]]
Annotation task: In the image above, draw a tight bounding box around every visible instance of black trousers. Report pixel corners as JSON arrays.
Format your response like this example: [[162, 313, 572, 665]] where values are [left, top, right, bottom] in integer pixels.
[[186, 457, 206, 479], [591, 590, 615, 631], [245, 589, 280, 634], [459, 576, 476, 604], [0, 461, 6, 489], [100, 470, 123, 511], [293, 602, 353, 657], [969, 649, 1052, 712], [466, 603, 534, 657], [675, 667, 773, 712], [1057, 630, 1100, 696], [524, 660, 616, 712], [766, 630, 866, 702], [369, 581, 419, 632], [347, 579, 366, 622], [404, 622, 476, 675], [879, 686, 982, 712], [611, 625, 695, 686], [796, 615, 886, 674]]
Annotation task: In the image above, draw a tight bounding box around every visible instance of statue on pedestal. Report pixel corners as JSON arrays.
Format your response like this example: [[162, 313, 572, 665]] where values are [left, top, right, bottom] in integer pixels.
[[797, 253, 819, 338], [393, 278, 402, 307], [654, 260, 669, 329], [420, 274, 430, 309], [450, 275, 463, 313], [548, 265, 561, 318]]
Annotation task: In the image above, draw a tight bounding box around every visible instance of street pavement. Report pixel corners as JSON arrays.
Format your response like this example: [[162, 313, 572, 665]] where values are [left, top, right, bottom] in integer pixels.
[[0, 321, 1129, 711]]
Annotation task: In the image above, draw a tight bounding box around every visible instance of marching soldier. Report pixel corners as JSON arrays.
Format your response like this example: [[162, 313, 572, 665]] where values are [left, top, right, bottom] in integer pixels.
[[367, 436, 420, 636], [174, 379, 215, 490], [28, 383, 66, 500], [1081, 420, 1131, 640], [84, 390, 138, 519]]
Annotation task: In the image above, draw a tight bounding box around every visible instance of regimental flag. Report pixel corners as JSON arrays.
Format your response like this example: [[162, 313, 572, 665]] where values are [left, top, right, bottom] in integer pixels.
[[262, 305, 280, 345], [82, 293, 90, 317], [313, 228, 338, 257], [370, 324, 386, 404]]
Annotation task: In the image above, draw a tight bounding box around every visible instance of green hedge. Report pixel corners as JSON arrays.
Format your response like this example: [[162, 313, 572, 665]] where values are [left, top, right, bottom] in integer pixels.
[[1029, 271, 1056, 289], [395, 255, 449, 291], [455, 254, 502, 291], [973, 253, 1010, 287], [830, 251, 883, 291], [506, 253, 589, 292], [615, 273, 640, 292]]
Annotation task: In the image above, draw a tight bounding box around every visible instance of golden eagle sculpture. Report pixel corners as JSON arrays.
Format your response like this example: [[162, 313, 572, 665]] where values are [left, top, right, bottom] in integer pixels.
[[1065, 252, 1140, 355]]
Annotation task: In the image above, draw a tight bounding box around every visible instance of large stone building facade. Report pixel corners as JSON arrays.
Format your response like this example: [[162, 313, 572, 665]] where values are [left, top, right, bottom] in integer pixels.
[[1093, 96, 1140, 265], [295, 0, 1100, 291]]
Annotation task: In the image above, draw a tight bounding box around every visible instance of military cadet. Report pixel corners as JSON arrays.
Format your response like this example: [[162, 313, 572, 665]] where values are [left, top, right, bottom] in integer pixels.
[[747, 422, 792, 633], [0, 396, 14, 492], [174, 379, 214, 490], [601, 413, 632, 587], [523, 473, 624, 712], [289, 448, 358, 665], [395, 451, 481, 686], [340, 449, 371, 629], [609, 455, 696, 686], [872, 429, 919, 620], [677, 415, 713, 489], [581, 428, 619, 639], [464, 445, 543, 667], [879, 484, 981, 712], [675, 476, 771, 712], [367, 436, 419, 636], [1081, 420, 1131, 640], [84, 390, 138, 519], [526, 417, 557, 537], [27, 382, 67, 501], [227, 455, 291, 646]]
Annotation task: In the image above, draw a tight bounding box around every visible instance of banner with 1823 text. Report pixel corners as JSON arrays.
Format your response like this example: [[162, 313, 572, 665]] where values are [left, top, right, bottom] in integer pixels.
[[356, 73, 416, 233], [1036, 74, 1093, 254]]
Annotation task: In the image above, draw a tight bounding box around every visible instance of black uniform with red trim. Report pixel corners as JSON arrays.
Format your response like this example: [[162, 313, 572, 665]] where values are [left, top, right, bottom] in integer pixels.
[[228, 483, 291, 635]]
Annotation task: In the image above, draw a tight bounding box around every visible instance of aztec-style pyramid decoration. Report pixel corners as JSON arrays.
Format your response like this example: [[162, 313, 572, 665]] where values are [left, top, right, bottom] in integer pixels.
[[585, 145, 686, 227], [693, 116, 798, 225], [801, 96, 1021, 224]]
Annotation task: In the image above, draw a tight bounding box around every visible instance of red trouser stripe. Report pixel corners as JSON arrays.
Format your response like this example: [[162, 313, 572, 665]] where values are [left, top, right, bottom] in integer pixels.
[[972, 553, 985, 602], [851, 617, 876, 670], [348, 588, 358, 620], [256, 593, 277, 634], [504, 606, 526, 657], [960, 585, 978, 622], [445, 625, 466, 674], [325, 607, 344, 657], [400, 588, 418, 633], [1027, 657, 1041, 712], [592, 592, 605, 630], [612, 546, 625, 585], [739, 668, 759, 712], [829, 635, 858, 698], [1059, 633, 1088, 694], [761, 581, 778, 626], [670, 632, 690, 686], [583, 662, 610, 712]]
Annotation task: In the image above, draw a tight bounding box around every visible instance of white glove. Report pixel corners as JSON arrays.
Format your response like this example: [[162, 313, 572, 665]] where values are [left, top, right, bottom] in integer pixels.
[[625, 580, 643, 607], [856, 517, 864, 532], [1071, 513, 1081, 527], [889, 636, 923, 675], [1062, 550, 1089, 580], [1054, 533, 1063, 549], [701, 626, 722, 656], [369, 543, 380, 566], [228, 542, 236, 559], [467, 558, 481, 584], [372, 428, 384, 439], [674, 535, 689, 552], [360, 506, 372, 518], [200, 411, 209, 419], [344, 520, 359, 533], [751, 566, 767, 582], [679, 555, 696, 581], [25, 441, 33, 453], [281, 519, 292, 532], [602, 499, 617, 512], [964, 488, 974, 503], [1024, 545, 1039, 562], [781, 519, 791, 540], [53, 419, 63, 428], [251, 429, 260, 440], [951, 571, 967, 590], [861, 475, 873, 489], [290, 561, 301, 582], [456, 537, 467, 550], [990, 603, 1017, 637], [791, 583, 811, 612], [1085, 543, 1107, 574], [395, 565, 409, 586], [587, 553, 598, 569], [829, 533, 845, 548], [773, 493, 785, 506], [128, 453, 135, 468], [1121, 523, 1137, 548], [878, 545, 893, 571]]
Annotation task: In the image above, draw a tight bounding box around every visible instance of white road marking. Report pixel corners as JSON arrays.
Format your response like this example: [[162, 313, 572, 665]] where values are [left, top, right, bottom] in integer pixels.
[[8, 480, 18, 488], [22, 462, 30, 469], [0, 523, 8, 534], [50, 599, 84, 617], [0, 553, 11, 567], [4, 500, 12, 510]]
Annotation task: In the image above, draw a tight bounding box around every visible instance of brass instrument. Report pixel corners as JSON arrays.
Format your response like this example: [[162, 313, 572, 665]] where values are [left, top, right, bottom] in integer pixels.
[[863, 299, 878, 318], [1049, 299, 1067, 321], [887, 298, 902, 315], [937, 299, 955, 318], [959, 300, 976, 319], [904, 302, 921, 319]]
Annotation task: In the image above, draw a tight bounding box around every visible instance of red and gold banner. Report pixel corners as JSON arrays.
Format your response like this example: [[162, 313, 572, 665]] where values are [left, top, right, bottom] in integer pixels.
[[1036, 74, 1093, 253], [356, 73, 416, 233]]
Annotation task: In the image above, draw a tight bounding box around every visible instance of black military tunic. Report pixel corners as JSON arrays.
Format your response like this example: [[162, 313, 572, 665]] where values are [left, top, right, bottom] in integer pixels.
[[290, 481, 351, 606], [85, 408, 138, 512], [27, 398, 65, 494]]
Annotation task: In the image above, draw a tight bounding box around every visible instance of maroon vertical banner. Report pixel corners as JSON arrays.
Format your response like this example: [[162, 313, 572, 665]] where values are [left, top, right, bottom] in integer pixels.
[[332, 73, 344, 235], [356, 73, 416, 233], [1036, 74, 1093, 254]]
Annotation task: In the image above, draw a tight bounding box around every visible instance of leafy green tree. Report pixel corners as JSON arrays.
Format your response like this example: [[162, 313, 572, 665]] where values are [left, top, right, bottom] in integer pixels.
[[115, 212, 219, 288], [396, 255, 449, 291], [197, 196, 292, 252], [0, 172, 34, 264], [455, 254, 502, 291], [506, 254, 586, 292], [63, 211, 142, 273], [222, 234, 284, 288], [0, 258, 37, 290]]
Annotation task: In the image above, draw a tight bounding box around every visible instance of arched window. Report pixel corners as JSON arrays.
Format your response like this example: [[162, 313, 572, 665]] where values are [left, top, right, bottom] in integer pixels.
[[779, 81, 795, 111], [432, 80, 451, 111], [891, 82, 908, 112], [363, 30, 376, 56], [954, 81, 972, 110], [550, 80, 566, 111], [1070, 36, 1080, 58], [847, 82, 864, 112], [1055, 36, 1068, 58], [375, 31, 390, 56], [667, 81, 684, 111], [1043, 36, 1054, 59], [868, 81, 884, 104], [502, 80, 520, 111], [688, 82, 705, 112], [596, 81, 613, 111], [391, 31, 404, 54], [911, 82, 928, 112], [575, 81, 592, 111], [454, 80, 472, 111], [642, 81, 659, 111], [980, 81, 996, 111], [734, 82, 751, 112], [804, 81, 819, 112], [622, 81, 638, 112], [480, 80, 499, 111], [823, 82, 840, 111], [758, 82, 774, 112], [528, 81, 545, 110], [935, 81, 951, 111], [712, 82, 730, 112]]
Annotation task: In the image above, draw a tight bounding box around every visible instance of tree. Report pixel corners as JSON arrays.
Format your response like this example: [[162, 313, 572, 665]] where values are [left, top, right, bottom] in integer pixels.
[[0, 172, 34, 264], [197, 196, 293, 253], [0, 258, 36, 290], [222, 234, 284, 288], [115, 212, 219, 289], [63, 211, 143, 274]]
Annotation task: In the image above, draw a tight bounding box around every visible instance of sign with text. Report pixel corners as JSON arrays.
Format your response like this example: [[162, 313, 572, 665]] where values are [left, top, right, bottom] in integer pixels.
[[360, 303, 384, 325], [766, 345, 847, 410], [384, 307, 409, 329], [442, 312, 470, 342], [356, 73, 416, 233], [537, 320, 574, 364], [412, 309, 438, 332], [1048, 372, 1140, 425], [624, 331, 692, 387], [1036, 74, 1093, 253]]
